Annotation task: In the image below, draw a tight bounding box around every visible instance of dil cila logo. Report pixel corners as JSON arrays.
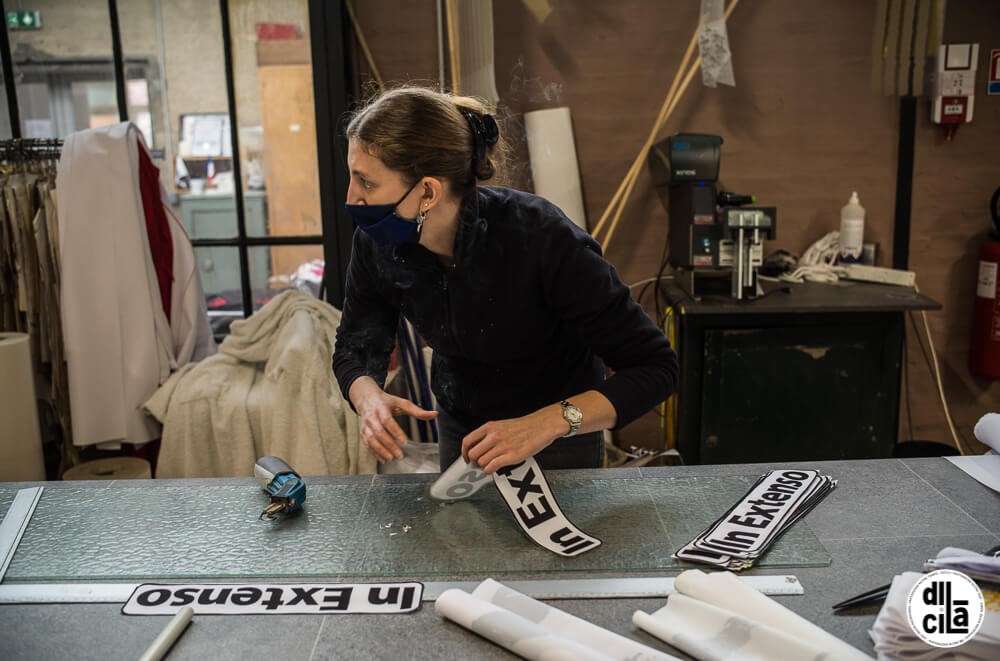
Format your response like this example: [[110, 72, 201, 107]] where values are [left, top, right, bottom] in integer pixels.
[[906, 570, 985, 648]]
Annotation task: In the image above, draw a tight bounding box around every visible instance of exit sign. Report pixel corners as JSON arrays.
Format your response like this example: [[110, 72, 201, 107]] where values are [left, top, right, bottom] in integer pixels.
[[6, 11, 41, 30]]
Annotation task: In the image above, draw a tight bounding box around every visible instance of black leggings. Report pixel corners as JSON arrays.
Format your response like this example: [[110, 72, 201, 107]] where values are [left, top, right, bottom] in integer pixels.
[[435, 407, 605, 472]]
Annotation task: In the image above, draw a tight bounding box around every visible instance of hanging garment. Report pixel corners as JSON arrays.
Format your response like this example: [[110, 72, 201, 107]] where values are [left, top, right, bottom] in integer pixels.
[[57, 122, 215, 448], [147, 291, 372, 478]]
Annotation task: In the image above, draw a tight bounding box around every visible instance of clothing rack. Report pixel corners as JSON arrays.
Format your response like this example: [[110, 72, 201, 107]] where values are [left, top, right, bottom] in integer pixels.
[[0, 138, 63, 164], [0, 138, 73, 478]]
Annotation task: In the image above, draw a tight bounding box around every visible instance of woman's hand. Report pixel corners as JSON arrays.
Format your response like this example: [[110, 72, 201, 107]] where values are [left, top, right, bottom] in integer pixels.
[[350, 377, 437, 463], [461, 407, 566, 474]]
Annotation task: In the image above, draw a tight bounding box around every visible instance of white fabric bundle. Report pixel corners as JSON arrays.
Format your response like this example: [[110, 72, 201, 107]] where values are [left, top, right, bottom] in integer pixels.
[[633, 593, 832, 660], [973, 413, 1000, 454], [435, 579, 677, 661], [870, 572, 1000, 660], [925, 546, 1000, 582], [633, 570, 873, 661]]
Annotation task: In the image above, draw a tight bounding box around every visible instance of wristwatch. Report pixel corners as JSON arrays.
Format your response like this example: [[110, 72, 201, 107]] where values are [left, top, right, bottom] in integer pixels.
[[560, 400, 583, 437]]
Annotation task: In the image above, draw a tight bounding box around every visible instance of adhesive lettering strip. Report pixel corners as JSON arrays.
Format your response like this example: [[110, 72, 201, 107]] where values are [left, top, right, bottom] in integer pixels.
[[122, 582, 422, 615], [0, 474, 831, 580], [675, 470, 837, 571], [431, 458, 601, 557]]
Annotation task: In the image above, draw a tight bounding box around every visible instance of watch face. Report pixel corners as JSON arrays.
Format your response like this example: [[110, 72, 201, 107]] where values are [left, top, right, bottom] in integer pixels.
[[565, 406, 583, 424]]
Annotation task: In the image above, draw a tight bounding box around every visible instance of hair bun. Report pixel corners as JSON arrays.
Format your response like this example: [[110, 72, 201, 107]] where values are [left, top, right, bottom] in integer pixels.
[[459, 109, 499, 163], [481, 114, 499, 147]]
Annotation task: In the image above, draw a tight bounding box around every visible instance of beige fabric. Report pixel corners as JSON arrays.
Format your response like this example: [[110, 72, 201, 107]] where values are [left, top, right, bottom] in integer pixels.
[[58, 122, 214, 447], [148, 291, 373, 478]]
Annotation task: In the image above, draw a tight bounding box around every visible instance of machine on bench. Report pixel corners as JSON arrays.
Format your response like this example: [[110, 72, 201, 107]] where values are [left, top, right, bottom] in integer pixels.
[[649, 133, 777, 301]]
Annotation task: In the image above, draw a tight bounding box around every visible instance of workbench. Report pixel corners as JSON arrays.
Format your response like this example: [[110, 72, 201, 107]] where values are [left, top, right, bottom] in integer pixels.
[[1, 457, 997, 659], [662, 279, 941, 464]]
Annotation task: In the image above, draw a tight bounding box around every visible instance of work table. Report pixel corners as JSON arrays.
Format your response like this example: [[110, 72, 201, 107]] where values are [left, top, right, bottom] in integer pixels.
[[1, 457, 998, 659]]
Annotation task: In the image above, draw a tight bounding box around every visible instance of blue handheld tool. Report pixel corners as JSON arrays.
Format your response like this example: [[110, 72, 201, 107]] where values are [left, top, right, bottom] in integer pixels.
[[254, 456, 306, 520]]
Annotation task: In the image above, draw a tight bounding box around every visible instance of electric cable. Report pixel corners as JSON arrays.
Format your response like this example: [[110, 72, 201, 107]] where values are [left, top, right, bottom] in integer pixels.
[[913, 283, 968, 455], [778, 231, 845, 284], [902, 329, 915, 444]]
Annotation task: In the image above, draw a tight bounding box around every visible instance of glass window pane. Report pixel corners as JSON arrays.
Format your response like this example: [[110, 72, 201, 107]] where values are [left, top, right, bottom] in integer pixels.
[[8, 1, 115, 139], [0, 68, 12, 139], [250, 245, 324, 310], [198, 246, 244, 335], [118, 0, 239, 237], [228, 0, 321, 239]]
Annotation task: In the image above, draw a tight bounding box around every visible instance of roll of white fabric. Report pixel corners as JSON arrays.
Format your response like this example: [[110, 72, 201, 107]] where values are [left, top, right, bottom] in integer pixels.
[[472, 579, 678, 661], [672, 570, 873, 660], [0, 333, 45, 481], [524, 107, 588, 231], [973, 413, 1000, 453], [435, 588, 610, 661], [633, 593, 830, 661]]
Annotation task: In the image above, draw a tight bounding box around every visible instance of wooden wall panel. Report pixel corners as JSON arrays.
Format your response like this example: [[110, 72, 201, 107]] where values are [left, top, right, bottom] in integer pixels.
[[347, 0, 1000, 457], [906, 0, 1000, 454]]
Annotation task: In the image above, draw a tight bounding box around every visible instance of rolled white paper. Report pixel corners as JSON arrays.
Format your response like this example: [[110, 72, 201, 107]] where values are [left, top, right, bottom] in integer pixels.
[[672, 570, 873, 660], [0, 333, 45, 481], [973, 413, 1000, 453], [435, 588, 610, 661], [633, 593, 830, 661], [473, 579, 678, 661], [138, 605, 194, 661], [525, 107, 588, 230]]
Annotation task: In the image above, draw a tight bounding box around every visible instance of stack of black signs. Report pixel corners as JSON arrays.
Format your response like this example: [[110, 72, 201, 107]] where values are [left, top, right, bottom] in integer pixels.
[[674, 469, 837, 571]]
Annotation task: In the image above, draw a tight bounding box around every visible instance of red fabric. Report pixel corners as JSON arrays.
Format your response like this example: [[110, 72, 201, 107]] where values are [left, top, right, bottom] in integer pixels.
[[137, 144, 174, 319]]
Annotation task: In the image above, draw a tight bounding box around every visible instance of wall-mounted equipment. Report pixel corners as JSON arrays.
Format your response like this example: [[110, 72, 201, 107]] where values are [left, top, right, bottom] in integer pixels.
[[930, 43, 979, 141]]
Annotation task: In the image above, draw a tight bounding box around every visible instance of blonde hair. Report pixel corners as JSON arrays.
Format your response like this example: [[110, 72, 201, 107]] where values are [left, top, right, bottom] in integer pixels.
[[345, 86, 506, 195]]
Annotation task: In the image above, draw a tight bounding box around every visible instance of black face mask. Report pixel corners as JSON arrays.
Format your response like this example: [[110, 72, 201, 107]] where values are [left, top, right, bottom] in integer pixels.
[[344, 180, 422, 246]]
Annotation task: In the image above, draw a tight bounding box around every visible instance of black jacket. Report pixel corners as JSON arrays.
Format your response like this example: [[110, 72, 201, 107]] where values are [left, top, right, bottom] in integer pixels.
[[332, 186, 678, 430]]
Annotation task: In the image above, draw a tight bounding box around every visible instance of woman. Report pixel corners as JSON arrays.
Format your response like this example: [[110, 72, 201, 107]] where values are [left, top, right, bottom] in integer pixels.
[[332, 86, 678, 474]]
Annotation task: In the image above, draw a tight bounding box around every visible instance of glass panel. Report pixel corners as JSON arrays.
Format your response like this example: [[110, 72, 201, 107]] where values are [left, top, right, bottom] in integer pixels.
[[250, 244, 324, 309], [197, 246, 244, 336], [7, 1, 115, 139], [0, 69, 12, 139], [1, 474, 831, 581], [227, 0, 321, 238], [117, 0, 239, 236]]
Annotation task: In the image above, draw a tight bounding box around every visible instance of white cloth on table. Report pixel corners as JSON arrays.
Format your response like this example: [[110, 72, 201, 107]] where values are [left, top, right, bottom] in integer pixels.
[[435, 578, 678, 661], [633, 570, 873, 660]]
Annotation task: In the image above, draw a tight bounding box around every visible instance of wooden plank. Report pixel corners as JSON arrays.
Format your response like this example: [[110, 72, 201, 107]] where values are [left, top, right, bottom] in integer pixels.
[[897, 0, 918, 95], [871, 0, 890, 93], [883, 0, 903, 95], [911, 0, 932, 96], [256, 39, 310, 66], [257, 63, 322, 278]]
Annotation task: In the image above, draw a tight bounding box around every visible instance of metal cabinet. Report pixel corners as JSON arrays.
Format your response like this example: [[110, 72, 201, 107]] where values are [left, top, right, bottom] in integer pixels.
[[177, 192, 268, 296], [664, 280, 941, 464]]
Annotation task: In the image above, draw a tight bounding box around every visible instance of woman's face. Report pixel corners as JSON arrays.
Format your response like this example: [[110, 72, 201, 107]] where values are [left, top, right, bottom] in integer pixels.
[[346, 139, 421, 217]]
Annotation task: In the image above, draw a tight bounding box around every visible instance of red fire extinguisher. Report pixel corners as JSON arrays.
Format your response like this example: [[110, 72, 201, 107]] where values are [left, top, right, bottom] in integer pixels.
[[970, 186, 1000, 379]]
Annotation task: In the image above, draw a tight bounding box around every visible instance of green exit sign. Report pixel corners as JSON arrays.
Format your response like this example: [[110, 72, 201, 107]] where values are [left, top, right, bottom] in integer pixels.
[[6, 11, 42, 30]]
